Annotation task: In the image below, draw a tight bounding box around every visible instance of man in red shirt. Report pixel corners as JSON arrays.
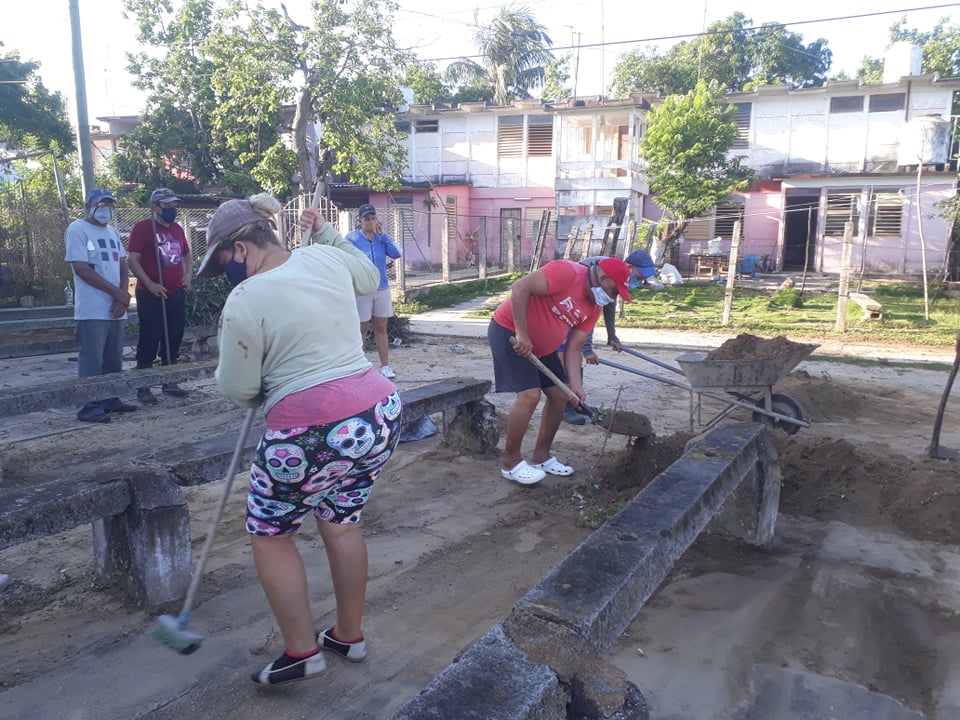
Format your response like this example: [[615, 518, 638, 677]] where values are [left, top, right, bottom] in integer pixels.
[[487, 257, 633, 485], [127, 188, 193, 403]]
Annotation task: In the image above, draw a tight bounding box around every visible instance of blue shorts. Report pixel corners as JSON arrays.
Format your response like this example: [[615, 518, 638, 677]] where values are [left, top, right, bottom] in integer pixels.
[[246, 392, 402, 536], [487, 319, 567, 393]]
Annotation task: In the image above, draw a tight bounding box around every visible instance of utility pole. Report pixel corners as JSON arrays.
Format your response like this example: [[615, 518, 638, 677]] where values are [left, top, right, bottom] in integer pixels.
[[69, 0, 95, 197]]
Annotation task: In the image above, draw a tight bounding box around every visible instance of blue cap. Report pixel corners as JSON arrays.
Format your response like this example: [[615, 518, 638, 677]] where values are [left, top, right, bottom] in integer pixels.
[[626, 250, 658, 278], [85, 188, 115, 205], [357, 204, 377, 219]]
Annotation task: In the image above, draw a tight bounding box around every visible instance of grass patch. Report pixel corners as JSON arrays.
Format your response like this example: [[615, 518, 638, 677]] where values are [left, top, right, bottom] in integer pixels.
[[394, 273, 522, 314], [613, 280, 960, 347]]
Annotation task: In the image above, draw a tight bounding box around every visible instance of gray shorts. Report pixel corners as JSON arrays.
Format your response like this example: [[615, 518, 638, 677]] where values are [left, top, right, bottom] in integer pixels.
[[356, 288, 393, 321]]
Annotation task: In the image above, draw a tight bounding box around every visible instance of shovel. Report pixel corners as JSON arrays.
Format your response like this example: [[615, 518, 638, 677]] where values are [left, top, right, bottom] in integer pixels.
[[928, 330, 960, 459], [509, 336, 598, 421]]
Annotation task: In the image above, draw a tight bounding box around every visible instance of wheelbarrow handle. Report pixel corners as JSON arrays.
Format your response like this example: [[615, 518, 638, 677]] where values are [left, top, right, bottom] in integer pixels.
[[617, 346, 686, 376], [509, 336, 596, 417]]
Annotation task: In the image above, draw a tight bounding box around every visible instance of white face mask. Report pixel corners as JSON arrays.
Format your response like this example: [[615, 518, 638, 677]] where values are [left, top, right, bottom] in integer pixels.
[[591, 285, 615, 306], [89, 206, 115, 224]]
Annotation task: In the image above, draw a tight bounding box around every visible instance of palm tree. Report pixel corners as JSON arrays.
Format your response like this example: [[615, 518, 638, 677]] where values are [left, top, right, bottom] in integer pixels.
[[445, 5, 553, 106]]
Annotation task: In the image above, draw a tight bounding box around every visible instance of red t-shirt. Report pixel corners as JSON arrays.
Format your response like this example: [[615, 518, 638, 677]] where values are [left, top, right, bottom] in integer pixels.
[[492, 260, 601, 356], [127, 218, 190, 292]]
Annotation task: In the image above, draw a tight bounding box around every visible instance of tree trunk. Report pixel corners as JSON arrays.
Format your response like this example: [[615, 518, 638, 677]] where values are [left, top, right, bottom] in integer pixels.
[[292, 86, 316, 196]]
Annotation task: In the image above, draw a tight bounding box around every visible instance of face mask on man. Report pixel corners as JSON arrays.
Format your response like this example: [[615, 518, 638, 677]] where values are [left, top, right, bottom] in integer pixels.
[[591, 285, 615, 306], [89, 206, 115, 225], [159, 207, 178, 224]]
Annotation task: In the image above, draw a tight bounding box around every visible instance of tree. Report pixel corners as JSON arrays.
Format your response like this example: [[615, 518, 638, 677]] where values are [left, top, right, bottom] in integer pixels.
[[0, 44, 74, 153], [541, 54, 572, 103], [609, 13, 831, 97], [445, 5, 553, 106], [116, 0, 409, 197], [401, 63, 453, 105], [847, 17, 960, 83], [889, 16, 960, 77], [641, 81, 754, 251]]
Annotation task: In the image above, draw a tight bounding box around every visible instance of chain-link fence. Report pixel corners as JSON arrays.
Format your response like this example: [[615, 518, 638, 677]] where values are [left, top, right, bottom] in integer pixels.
[[0, 192, 552, 307]]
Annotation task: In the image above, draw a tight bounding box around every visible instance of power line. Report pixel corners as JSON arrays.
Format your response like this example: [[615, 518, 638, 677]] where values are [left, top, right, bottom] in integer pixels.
[[418, 3, 960, 63]]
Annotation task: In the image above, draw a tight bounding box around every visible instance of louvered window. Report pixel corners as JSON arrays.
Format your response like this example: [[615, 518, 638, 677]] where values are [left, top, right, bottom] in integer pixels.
[[871, 192, 903, 237], [414, 119, 438, 133], [714, 204, 744, 241], [446, 196, 457, 239], [395, 121, 411, 133], [869, 93, 905, 112], [830, 96, 864, 113], [498, 116, 523, 158], [526, 115, 553, 157], [824, 190, 860, 235], [732, 103, 751, 149]]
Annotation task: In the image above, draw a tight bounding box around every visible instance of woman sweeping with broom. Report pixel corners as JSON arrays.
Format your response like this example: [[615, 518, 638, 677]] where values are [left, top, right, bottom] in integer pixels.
[[195, 193, 402, 686]]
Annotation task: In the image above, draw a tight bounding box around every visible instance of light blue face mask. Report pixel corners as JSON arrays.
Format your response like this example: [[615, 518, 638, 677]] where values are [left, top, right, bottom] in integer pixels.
[[629, 274, 641, 289], [591, 285, 615, 306]]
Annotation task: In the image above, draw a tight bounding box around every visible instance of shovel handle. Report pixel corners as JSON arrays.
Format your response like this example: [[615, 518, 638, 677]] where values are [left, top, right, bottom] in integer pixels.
[[509, 336, 591, 413]]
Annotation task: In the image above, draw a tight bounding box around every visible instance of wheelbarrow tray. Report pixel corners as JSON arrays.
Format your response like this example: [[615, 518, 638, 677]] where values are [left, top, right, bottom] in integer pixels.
[[675, 343, 819, 390]]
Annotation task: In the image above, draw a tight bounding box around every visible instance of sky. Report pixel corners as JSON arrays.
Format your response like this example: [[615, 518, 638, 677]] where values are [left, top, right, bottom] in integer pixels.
[[3, 0, 958, 123]]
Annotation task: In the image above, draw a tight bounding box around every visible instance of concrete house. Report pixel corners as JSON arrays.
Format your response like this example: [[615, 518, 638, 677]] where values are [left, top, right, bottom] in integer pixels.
[[684, 44, 960, 277]]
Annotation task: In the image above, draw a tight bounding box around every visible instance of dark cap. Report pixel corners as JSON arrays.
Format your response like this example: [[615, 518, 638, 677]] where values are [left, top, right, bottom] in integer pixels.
[[85, 188, 114, 205], [197, 195, 279, 278], [625, 249, 658, 278], [357, 204, 377, 219], [150, 188, 180, 205]]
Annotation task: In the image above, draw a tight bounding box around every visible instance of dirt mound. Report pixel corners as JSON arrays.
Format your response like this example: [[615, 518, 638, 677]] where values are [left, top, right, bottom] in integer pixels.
[[775, 370, 866, 420], [773, 434, 960, 544], [706, 333, 815, 361]]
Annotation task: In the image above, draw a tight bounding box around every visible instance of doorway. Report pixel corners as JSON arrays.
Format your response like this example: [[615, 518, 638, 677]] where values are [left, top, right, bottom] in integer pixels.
[[783, 191, 819, 271]]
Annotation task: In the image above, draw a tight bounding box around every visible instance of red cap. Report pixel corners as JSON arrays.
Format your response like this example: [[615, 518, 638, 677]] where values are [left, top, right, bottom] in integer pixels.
[[598, 257, 633, 302]]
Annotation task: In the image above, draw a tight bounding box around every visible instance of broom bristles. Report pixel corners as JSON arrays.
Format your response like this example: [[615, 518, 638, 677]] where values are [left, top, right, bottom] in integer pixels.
[[149, 613, 204, 655]]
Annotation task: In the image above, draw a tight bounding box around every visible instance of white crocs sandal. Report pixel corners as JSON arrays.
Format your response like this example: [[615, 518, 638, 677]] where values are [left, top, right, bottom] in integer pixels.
[[500, 460, 546, 485], [531, 456, 574, 476]]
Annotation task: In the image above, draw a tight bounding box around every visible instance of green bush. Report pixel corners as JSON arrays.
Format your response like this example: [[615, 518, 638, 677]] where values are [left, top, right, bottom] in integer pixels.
[[768, 288, 804, 309], [186, 275, 231, 327]]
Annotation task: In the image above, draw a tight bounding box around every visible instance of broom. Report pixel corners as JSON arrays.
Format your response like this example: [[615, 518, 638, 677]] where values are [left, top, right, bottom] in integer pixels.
[[149, 406, 256, 653]]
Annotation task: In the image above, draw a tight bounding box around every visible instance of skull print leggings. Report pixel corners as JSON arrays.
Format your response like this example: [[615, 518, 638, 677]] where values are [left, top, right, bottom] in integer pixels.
[[245, 391, 402, 536]]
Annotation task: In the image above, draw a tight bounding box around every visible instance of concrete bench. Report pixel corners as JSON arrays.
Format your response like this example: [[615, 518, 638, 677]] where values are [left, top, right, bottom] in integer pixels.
[[390, 422, 780, 720], [0, 360, 216, 419], [0, 377, 495, 606], [848, 292, 882, 321]]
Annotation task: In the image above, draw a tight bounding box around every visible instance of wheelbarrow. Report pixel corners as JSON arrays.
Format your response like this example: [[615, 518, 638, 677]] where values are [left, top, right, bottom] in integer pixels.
[[598, 343, 818, 434]]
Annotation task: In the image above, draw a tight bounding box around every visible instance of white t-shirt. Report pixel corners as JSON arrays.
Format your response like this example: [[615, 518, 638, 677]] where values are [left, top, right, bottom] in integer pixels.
[[64, 218, 127, 320]]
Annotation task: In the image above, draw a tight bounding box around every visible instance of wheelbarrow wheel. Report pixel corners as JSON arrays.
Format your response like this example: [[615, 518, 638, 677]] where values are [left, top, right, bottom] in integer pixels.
[[753, 393, 805, 435]]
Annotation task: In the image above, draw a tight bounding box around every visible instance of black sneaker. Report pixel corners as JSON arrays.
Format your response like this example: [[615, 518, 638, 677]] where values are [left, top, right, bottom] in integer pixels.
[[77, 411, 111, 423], [103, 399, 138, 413], [137, 387, 159, 405], [251, 650, 326, 686], [319, 627, 366, 662], [162, 383, 189, 398]]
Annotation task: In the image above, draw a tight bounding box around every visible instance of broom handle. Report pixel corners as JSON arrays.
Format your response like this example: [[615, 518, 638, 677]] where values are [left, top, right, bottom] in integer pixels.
[[178, 407, 257, 620], [149, 214, 173, 366]]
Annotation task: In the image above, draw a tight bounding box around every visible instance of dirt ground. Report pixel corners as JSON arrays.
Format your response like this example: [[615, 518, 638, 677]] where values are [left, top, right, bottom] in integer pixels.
[[2, 333, 960, 718]]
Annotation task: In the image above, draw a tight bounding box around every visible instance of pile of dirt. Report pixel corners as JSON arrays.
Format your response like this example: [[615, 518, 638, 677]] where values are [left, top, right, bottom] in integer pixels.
[[706, 333, 816, 361], [775, 370, 867, 420], [773, 434, 960, 544]]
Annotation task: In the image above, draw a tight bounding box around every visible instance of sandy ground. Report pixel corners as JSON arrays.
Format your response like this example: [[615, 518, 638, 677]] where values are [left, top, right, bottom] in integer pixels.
[[2, 333, 960, 718]]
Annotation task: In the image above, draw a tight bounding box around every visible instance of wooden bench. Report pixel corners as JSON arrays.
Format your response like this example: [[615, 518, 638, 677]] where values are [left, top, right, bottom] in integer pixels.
[[0, 377, 495, 606]]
